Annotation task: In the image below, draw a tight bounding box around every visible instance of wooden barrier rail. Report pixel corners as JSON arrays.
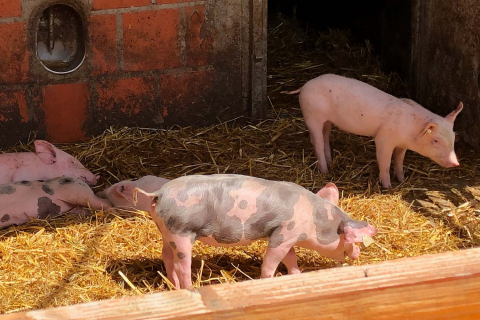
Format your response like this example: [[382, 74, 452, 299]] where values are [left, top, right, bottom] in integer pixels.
[[3, 247, 480, 320]]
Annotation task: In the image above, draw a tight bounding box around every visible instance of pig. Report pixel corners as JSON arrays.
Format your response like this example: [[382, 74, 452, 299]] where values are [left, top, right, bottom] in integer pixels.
[[284, 74, 463, 188], [96, 175, 170, 211], [0, 140, 99, 186], [0, 177, 111, 229], [132, 174, 377, 289]]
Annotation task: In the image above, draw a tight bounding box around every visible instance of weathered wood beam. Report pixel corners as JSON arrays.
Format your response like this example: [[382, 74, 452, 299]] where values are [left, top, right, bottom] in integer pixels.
[[3, 247, 480, 320]]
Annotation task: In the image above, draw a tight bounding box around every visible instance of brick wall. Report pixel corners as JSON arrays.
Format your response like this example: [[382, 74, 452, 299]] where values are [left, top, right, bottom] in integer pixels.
[[0, 0, 266, 145]]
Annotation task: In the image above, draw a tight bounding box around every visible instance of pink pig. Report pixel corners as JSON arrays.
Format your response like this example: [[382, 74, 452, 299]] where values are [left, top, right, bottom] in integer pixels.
[[132, 174, 377, 289], [0, 140, 99, 186], [96, 175, 170, 211], [0, 177, 111, 229], [285, 74, 463, 188]]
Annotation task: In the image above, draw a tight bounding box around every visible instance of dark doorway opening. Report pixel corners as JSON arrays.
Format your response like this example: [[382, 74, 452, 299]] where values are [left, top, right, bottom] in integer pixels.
[[267, 0, 412, 82]]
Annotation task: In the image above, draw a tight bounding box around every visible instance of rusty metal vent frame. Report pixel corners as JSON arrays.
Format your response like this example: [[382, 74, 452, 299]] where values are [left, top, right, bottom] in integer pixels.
[[35, 4, 86, 75]]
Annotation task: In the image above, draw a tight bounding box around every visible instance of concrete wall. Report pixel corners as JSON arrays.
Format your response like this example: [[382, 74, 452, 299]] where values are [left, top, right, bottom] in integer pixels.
[[0, 0, 267, 146]]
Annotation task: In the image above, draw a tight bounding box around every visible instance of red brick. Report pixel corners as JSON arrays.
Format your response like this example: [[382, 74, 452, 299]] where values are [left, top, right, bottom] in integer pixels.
[[123, 10, 181, 71], [0, 0, 21, 18], [89, 15, 117, 76], [41, 83, 89, 143], [160, 70, 213, 118], [0, 23, 29, 84], [0, 90, 28, 122], [92, 0, 150, 10], [185, 6, 215, 67], [156, 0, 190, 3], [96, 77, 155, 114]]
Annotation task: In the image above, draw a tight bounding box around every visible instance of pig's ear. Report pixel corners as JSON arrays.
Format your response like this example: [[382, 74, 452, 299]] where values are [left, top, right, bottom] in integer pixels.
[[34, 140, 57, 164], [316, 182, 339, 205], [445, 101, 463, 123], [420, 122, 439, 137], [115, 184, 133, 201]]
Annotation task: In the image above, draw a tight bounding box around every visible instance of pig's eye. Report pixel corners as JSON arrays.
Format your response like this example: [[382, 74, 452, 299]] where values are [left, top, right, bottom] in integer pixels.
[[433, 139, 439, 144]]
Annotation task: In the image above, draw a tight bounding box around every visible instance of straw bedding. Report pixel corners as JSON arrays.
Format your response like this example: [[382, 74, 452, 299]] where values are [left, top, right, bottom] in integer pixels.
[[1, 17, 479, 313]]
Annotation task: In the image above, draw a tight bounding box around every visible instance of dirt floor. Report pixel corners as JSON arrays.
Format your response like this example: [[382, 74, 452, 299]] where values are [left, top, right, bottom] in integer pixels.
[[1, 16, 479, 314]]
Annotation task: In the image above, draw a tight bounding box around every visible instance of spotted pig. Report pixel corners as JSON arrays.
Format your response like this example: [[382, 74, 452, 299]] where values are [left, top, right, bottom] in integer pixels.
[[133, 174, 377, 289], [0, 177, 111, 229], [0, 140, 99, 186]]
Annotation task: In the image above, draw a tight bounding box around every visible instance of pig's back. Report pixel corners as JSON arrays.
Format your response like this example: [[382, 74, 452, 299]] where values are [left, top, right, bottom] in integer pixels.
[[135, 175, 170, 193], [156, 174, 308, 244], [0, 152, 38, 184], [301, 74, 400, 137], [0, 180, 69, 229]]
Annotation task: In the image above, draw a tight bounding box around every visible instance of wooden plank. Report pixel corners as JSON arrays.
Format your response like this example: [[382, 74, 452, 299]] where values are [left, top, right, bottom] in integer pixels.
[[3, 248, 480, 320]]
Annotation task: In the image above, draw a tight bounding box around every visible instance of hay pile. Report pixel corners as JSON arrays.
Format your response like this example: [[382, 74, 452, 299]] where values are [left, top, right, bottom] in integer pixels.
[[1, 18, 479, 314]]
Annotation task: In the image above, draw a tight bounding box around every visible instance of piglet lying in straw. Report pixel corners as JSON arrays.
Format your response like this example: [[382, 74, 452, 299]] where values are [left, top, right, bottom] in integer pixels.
[[0, 177, 111, 229], [96, 175, 170, 211], [284, 74, 463, 188], [0, 140, 99, 186], [131, 174, 377, 289]]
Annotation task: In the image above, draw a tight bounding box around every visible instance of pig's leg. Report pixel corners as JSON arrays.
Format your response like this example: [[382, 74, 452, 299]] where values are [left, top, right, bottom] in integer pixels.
[[261, 231, 297, 278], [323, 121, 333, 165], [281, 247, 301, 275], [162, 241, 179, 287], [85, 196, 112, 210], [306, 120, 328, 173], [74, 193, 112, 210], [374, 138, 394, 188], [169, 234, 194, 289], [393, 147, 407, 183]]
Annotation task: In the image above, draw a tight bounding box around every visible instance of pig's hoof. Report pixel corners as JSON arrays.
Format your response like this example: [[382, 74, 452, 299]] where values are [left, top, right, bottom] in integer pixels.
[[380, 182, 391, 189], [394, 171, 405, 183]]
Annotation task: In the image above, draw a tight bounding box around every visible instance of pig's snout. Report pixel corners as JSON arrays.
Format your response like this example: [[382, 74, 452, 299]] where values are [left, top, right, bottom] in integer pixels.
[[85, 174, 100, 186], [96, 190, 106, 198], [443, 152, 460, 168], [367, 224, 378, 237]]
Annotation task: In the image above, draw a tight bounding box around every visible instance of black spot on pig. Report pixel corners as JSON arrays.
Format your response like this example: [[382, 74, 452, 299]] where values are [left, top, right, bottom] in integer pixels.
[[246, 212, 278, 239], [177, 252, 186, 259], [42, 184, 55, 195], [297, 233, 308, 242], [211, 216, 243, 244], [268, 228, 284, 248], [244, 183, 299, 240], [59, 177, 74, 185], [37, 197, 62, 219], [287, 221, 295, 230], [169, 241, 177, 250], [38, 180, 45, 182], [0, 186, 16, 194], [14, 180, 32, 186], [238, 200, 248, 209], [1, 214, 10, 222], [177, 190, 189, 202]]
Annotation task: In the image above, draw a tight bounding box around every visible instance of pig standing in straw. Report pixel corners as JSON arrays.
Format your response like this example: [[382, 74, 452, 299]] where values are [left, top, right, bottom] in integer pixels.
[[130, 174, 377, 289], [0, 140, 99, 185], [284, 74, 463, 188]]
